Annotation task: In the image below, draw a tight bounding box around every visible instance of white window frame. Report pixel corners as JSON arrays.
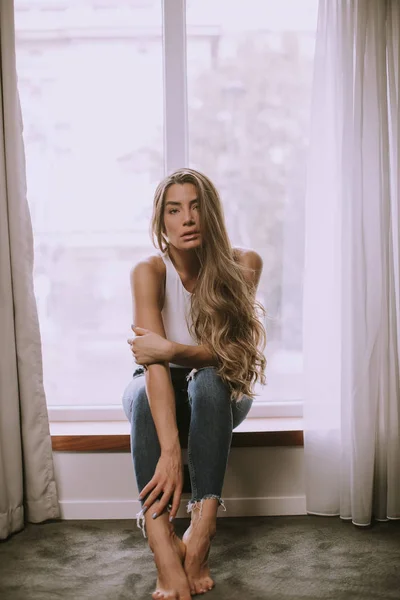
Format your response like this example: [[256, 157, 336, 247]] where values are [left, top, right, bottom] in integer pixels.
[[163, 0, 189, 173], [32, 0, 303, 423]]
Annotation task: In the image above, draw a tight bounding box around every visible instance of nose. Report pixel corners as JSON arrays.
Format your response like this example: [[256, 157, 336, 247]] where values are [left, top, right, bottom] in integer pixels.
[[183, 212, 195, 225]]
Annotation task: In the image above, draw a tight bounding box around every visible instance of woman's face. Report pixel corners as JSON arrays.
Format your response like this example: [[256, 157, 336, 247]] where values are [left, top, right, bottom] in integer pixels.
[[163, 183, 202, 249]]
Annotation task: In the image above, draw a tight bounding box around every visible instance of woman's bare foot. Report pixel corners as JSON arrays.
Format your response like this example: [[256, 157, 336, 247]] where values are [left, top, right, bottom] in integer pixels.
[[146, 509, 191, 600], [182, 502, 217, 595]]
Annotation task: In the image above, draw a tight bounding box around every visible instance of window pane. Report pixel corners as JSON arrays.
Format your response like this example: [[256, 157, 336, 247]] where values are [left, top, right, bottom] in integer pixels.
[[186, 0, 318, 400], [15, 0, 164, 406]]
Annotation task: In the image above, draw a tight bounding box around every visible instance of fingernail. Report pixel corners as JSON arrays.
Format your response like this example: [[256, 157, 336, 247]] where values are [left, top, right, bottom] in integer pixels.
[[142, 506, 148, 514], [152, 513, 157, 519], [169, 516, 174, 522]]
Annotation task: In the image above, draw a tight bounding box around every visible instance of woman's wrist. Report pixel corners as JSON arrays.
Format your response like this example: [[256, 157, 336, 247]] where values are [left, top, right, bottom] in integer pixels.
[[167, 340, 176, 363], [161, 433, 181, 455]]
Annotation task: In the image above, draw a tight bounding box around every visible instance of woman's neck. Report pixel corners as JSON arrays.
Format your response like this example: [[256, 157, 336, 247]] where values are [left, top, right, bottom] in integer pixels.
[[167, 245, 201, 279]]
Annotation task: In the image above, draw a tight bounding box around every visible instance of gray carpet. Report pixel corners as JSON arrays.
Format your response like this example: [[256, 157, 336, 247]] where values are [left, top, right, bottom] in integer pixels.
[[0, 516, 399, 600]]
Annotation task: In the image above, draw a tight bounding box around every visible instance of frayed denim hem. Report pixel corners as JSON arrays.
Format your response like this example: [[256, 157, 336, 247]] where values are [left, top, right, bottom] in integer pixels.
[[186, 368, 198, 382], [186, 495, 227, 518], [186, 366, 216, 382], [136, 507, 147, 538], [136, 503, 173, 539]]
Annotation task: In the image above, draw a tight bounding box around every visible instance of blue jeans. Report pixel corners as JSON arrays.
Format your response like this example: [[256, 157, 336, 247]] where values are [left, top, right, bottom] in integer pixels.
[[122, 365, 253, 527]]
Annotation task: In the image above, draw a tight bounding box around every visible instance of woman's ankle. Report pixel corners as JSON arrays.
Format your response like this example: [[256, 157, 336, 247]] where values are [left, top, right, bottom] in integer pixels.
[[187, 514, 216, 539], [187, 499, 218, 537]]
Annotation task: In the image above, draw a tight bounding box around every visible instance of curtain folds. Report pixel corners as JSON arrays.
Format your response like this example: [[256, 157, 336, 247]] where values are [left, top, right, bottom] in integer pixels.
[[0, 0, 60, 541], [303, 0, 400, 526]]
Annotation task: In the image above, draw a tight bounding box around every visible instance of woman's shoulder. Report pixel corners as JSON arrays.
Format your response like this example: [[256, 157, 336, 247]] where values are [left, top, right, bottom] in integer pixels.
[[129, 254, 167, 307], [233, 246, 246, 260], [147, 252, 166, 269], [233, 247, 263, 288], [131, 252, 166, 276], [233, 246, 262, 265], [132, 252, 165, 271], [129, 253, 165, 286]]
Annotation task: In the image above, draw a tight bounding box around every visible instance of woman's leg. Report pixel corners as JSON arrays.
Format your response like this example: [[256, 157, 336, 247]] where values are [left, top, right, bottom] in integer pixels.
[[182, 366, 253, 595], [122, 367, 192, 522], [121, 367, 192, 600]]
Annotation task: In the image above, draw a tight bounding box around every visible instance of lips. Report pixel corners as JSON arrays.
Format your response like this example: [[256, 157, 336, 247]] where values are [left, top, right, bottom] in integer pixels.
[[182, 231, 199, 238]]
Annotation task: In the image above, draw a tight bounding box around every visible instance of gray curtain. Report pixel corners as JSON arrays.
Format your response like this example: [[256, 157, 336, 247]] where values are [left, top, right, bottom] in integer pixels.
[[0, 0, 60, 541]]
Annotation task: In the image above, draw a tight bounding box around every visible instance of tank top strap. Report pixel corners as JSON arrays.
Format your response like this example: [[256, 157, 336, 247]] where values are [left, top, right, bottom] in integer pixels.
[[160, 252, 174, 290], [160, 252, 191, 297]]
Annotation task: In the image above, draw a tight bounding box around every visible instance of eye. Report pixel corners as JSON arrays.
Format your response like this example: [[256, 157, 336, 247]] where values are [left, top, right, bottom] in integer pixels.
[[169, 209, 178, 214]]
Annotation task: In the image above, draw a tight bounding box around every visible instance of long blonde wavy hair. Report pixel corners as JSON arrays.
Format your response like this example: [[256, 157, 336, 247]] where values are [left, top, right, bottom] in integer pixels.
[[150, 168, 267, 402]]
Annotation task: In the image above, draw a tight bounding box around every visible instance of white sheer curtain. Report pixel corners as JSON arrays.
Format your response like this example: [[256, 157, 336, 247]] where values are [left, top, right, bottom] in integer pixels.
[[303, 0, 400, 526]]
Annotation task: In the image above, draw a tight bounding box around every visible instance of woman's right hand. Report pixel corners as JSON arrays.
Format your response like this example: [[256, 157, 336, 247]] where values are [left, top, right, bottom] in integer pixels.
[[138, 444, 183, 521]]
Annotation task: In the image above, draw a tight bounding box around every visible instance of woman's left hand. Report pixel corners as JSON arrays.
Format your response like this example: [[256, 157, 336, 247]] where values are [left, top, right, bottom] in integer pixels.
[[127, 326, 172, 365]]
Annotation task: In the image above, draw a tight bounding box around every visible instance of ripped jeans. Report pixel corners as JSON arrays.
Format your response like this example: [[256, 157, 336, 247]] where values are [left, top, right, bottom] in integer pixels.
[[121, 365, 253, 536]]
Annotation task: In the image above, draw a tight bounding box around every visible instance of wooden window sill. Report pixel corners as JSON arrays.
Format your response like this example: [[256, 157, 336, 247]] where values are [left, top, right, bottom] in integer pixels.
[[50, 418, 304, 452]]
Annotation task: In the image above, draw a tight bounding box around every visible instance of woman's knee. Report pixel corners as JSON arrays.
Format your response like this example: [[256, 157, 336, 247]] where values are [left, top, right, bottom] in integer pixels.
[[188, 366, 219, 387], [232, 395, 253, 429], [121, 378, 149, 423], [188, 366, 231, 406]]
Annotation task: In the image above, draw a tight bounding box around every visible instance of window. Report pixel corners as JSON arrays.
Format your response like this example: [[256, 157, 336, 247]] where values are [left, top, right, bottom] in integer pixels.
[[186, 0, 318, 406], [14, 0, 318, 419], [15, 0, 164, 411]]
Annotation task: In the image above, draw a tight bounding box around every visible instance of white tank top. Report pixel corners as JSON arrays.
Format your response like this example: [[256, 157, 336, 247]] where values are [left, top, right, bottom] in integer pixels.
[[159, 252, 198, 368]]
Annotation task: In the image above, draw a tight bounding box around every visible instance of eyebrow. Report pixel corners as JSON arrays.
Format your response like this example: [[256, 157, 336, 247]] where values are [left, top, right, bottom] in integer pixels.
[[165, 199, 199, 207]]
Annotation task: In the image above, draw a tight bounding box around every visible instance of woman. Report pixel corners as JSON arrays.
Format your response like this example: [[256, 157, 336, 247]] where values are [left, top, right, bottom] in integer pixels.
[[122, 168, 266, 600]]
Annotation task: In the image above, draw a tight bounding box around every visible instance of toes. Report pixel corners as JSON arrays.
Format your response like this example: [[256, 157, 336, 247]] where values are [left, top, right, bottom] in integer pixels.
[[186, 576, 214, 596], [187, 579, 196, 595], [198, 579, 214, 594], [194, 583, 204, 595], [203, 578, 214, 591]]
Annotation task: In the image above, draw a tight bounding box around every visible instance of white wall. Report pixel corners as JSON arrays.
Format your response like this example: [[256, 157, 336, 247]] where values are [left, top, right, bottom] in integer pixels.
[[54, 447, 306, 519]]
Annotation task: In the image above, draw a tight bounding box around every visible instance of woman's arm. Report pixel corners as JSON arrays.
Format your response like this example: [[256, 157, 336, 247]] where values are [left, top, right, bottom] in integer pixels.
[[129, 326, 218, 368], [130, 258, 182, 519], [169, 342, 219, 368], [129, 249, 263, 370], [131, 260, 178, 450]]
